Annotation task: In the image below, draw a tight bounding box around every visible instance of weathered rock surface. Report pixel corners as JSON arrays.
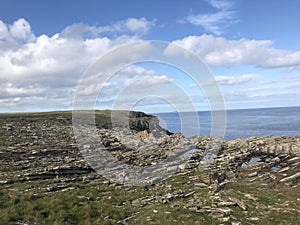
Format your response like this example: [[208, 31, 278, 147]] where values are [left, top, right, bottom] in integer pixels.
[[0, 110, 299, 224]]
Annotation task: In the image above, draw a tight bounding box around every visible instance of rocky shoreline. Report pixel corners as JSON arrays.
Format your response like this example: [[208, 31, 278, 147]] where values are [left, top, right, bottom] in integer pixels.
[[0, 110, 299, 224]]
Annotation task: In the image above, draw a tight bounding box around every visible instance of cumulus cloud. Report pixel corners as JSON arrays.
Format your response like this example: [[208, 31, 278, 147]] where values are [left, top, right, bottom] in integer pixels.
[[0, 18, 158, 111], [168, 34, 300, 69], [0, 20, 9, 39], [78, 65, 161, 98], [121, 18, 155, 35], [183, 0, 237, 35], [1, 34, 110, 80], [59, 17, 155, 39], [9, 18, 36, 42], [0, 18, 36, 44]]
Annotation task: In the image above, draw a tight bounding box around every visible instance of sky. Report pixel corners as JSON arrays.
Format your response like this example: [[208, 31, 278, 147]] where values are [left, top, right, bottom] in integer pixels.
[[0, 0, 300, 113]]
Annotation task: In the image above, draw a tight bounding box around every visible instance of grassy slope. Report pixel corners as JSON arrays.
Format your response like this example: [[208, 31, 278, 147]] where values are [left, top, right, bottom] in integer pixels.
[[1, 170, 299, 225]]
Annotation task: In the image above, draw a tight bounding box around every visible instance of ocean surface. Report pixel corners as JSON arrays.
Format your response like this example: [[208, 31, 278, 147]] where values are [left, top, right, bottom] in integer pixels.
[[153, 106, 300, 141]]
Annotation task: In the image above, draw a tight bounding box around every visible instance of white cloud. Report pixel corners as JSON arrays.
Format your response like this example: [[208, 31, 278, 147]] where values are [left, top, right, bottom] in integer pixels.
[[0, 34, 109, 79], [169, 34, 300, 69], [183, 0, 237, 35], [120, 65, 156, 78], [259, 75, 300, 85], [59, 17, 155, 39], [189, 74, 258, 88], [186, 11, 234, 36], [0, 18, 157, 111], [124, 75, 172, 88], [0, 20, 9, 39], [9, 18, 36, 42], [100, 67, 173, 98], [122, 18, 155, 35], [59, 23, 95, 39], [207, 0, 233, 10], [104, 17, 155, 36], [79, 65, 159, 98], [216, 74, 300, 109], [213, 74, 258, 85]]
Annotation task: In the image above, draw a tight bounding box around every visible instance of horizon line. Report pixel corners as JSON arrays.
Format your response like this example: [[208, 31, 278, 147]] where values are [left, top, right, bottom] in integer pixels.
[[1, 105, 300, 115]]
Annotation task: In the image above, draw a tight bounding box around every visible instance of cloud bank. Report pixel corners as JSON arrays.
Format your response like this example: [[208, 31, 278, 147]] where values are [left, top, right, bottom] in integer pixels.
[[170, 34, 300, 69], [1, 18, 300, 112]]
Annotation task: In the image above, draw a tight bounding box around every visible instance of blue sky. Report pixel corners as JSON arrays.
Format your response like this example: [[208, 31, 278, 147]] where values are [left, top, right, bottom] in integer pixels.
[[0, 0, 300, 112]]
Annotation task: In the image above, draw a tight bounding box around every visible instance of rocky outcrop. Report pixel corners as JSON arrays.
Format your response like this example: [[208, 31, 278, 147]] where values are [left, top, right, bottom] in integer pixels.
[[1, 111, 299, 186]]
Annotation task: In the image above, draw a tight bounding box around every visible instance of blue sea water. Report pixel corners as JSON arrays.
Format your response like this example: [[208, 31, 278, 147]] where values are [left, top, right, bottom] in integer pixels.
[[153, 106, 300, 140]]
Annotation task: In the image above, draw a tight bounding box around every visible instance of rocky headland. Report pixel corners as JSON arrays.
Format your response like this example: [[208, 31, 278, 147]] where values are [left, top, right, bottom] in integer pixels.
[[0, 111, 299, 225]]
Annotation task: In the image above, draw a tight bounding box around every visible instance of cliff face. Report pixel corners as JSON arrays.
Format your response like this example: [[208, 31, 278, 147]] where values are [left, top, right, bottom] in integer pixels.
[[129, 115, 172, 135], [94, 110, 172, 135]]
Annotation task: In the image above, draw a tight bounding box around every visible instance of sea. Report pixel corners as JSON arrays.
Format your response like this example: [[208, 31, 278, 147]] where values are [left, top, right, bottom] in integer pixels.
[[153, 106, 300, 141]]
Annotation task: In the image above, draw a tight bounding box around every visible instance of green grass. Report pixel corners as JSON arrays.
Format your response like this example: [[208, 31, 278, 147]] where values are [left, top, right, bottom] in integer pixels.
[[218, 181, 300, 225], [1, 170, 299, 225], [0, 171, 215, 225], [0, 182, 133, 225], [130, 204, 217, 225]]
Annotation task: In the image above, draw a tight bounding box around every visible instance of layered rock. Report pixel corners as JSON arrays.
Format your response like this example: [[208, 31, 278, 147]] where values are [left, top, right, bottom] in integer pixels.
[[1, 111, 300, 186]]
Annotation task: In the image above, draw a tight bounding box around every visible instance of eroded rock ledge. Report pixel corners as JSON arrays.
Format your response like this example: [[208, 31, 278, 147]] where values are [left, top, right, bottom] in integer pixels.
[[1, 110, 299, 186]]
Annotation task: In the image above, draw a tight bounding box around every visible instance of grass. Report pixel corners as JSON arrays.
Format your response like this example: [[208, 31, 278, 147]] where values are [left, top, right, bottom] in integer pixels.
[[0, 110, 156, 132], [130, 205, 216, 225], [0, 182, 133, 225], [0, 170, 216, 225], [218, 181, 300, 225], [0, 169, 299, 224]]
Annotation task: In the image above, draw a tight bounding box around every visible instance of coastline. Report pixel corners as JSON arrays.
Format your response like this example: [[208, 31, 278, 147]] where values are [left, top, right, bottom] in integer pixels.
[[0, 110, 299, 224]]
